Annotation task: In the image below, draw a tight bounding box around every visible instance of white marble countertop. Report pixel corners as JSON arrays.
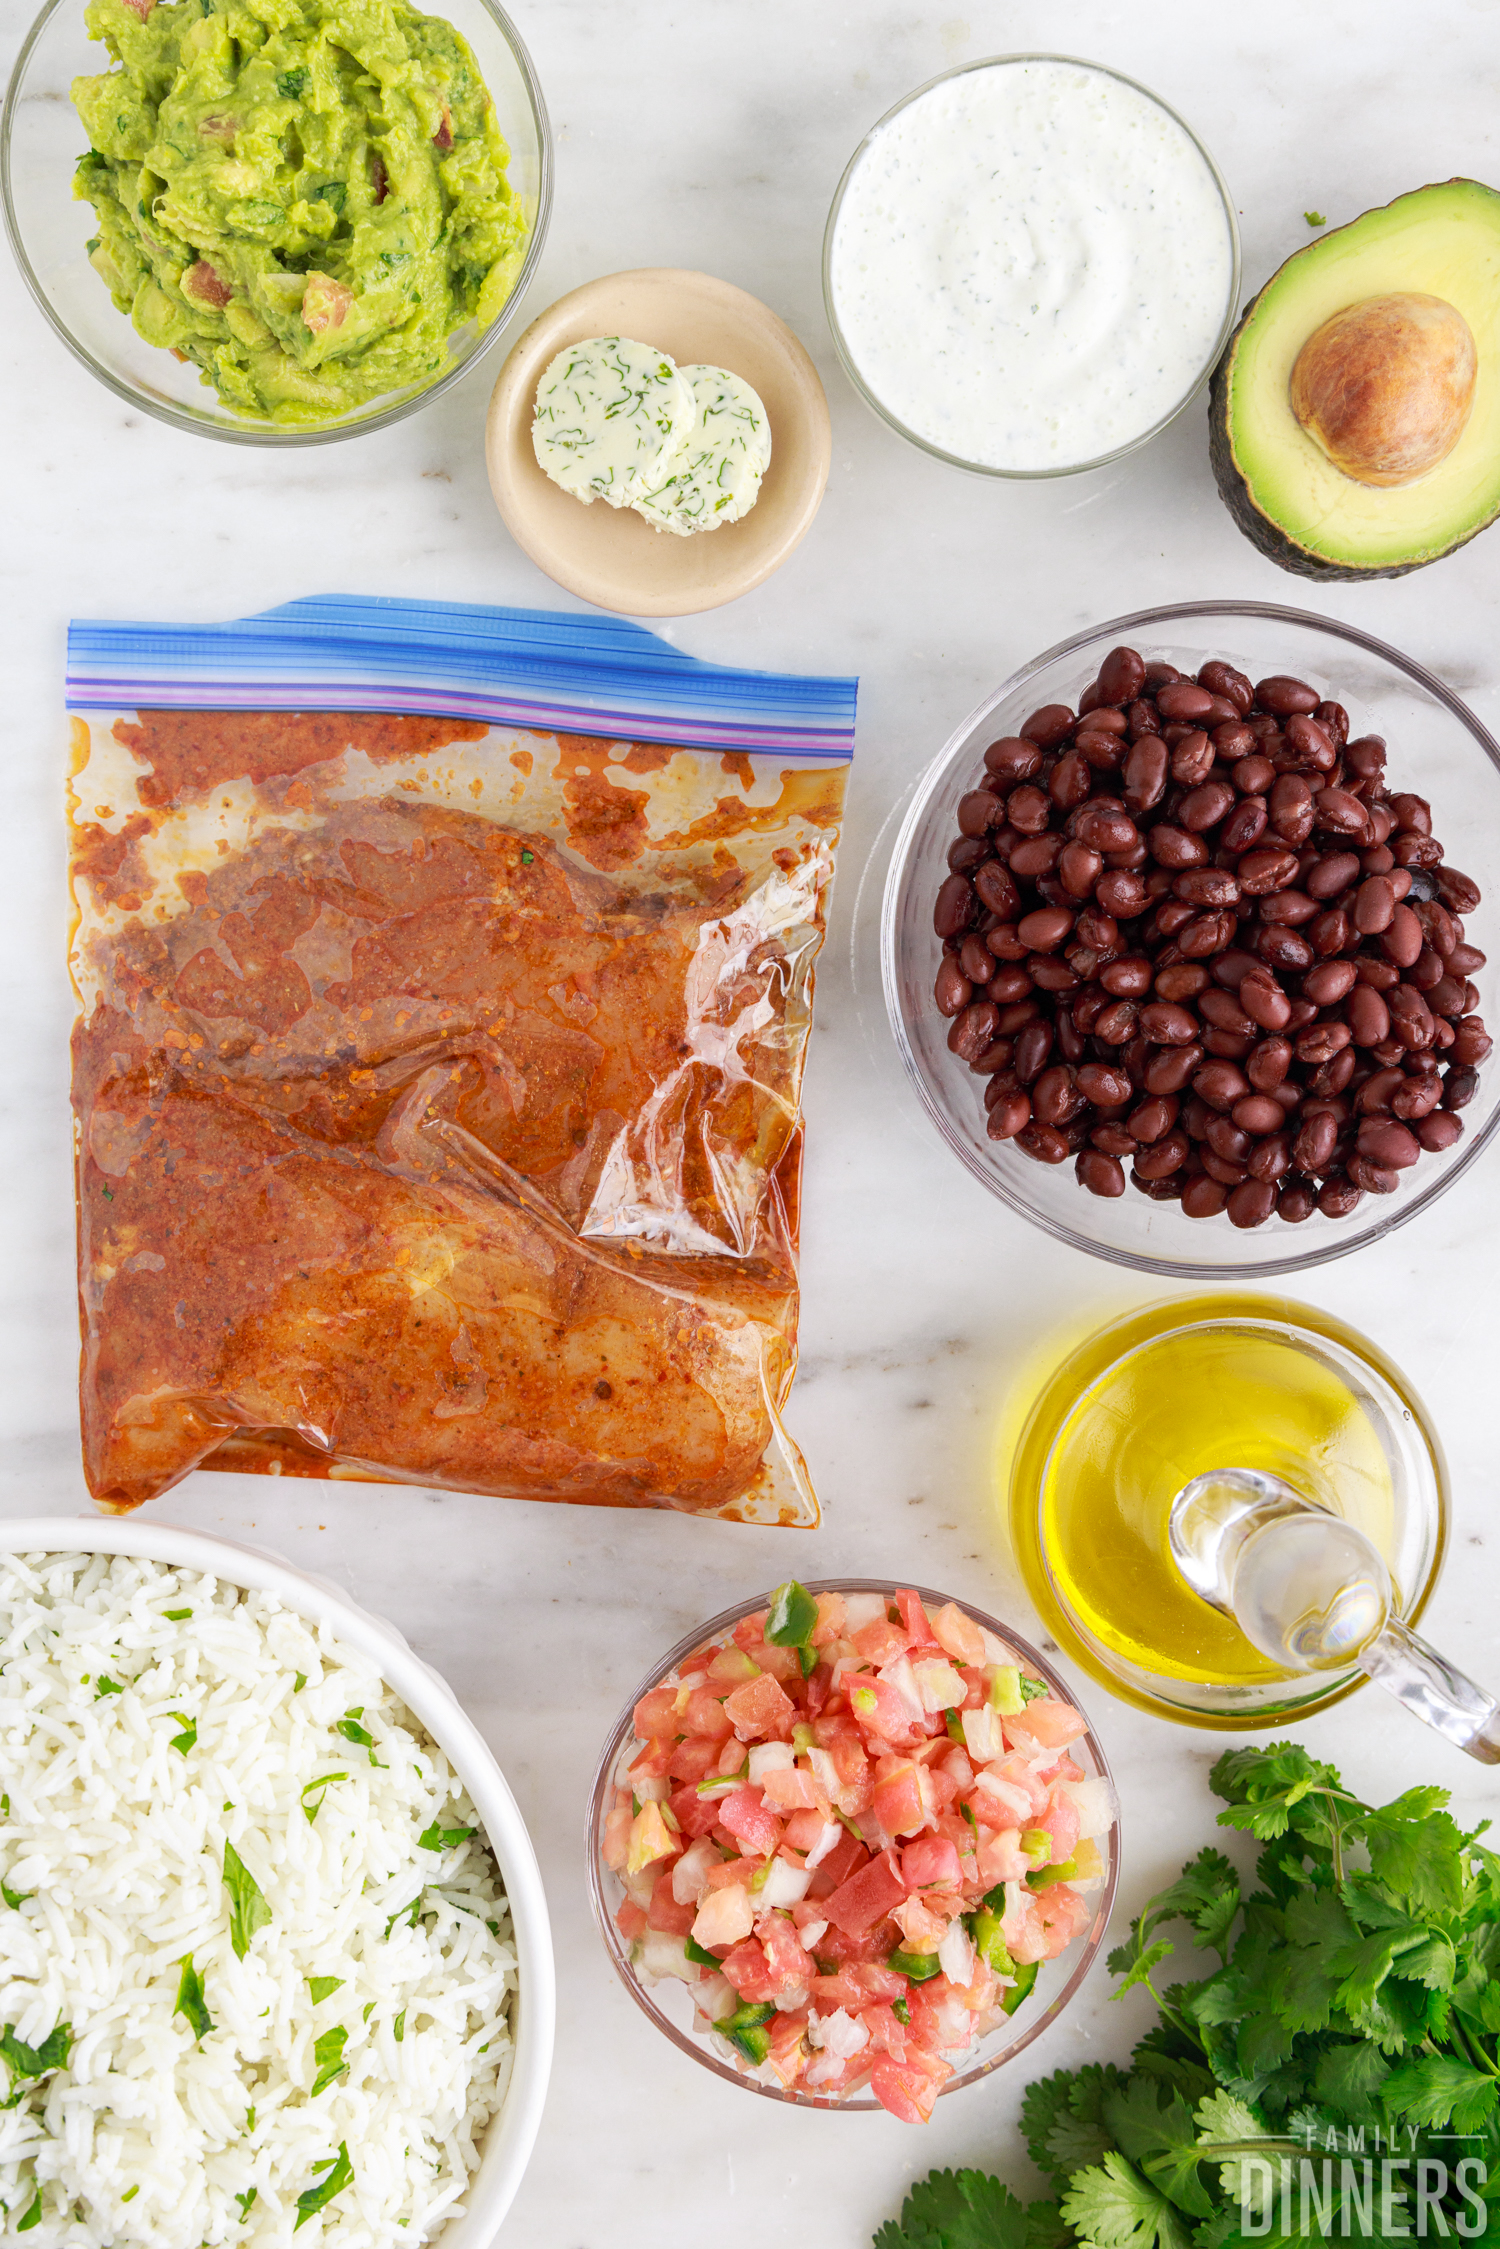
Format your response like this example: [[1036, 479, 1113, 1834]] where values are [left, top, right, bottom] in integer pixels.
[[5, 0, 1500, 2240]]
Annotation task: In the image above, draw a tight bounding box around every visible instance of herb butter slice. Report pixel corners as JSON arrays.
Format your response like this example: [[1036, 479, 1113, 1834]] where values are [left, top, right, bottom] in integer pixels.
[[531, 337, 696, 509], [635, 365, 772, 535]]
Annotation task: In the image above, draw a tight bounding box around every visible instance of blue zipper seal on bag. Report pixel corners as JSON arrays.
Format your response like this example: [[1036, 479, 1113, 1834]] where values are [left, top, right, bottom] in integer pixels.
[[66, 595, 858, 759]]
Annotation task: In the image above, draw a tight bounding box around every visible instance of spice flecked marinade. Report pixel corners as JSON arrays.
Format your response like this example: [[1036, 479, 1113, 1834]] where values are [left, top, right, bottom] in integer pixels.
[[69, 710, 845, 1521]]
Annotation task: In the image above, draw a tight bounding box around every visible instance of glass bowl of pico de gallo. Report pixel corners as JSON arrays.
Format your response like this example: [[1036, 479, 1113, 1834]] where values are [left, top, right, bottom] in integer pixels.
[[586, 1578, 1120, 2121]]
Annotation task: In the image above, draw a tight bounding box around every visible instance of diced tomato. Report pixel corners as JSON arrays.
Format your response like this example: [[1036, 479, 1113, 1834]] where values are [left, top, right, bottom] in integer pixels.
[[732, 1611, 769, 1650], [810, 1966, 871, 2011], [893, 1893, 948, 1952], [957, 1665, 986, 1710], [742, 1638, 803, 1687], [721, 1937, 782, 2003], [810, 1827, 866, 1891], [812, 1712, 862, 1751], [823, 1845, 907, 1937], [632, 1685, 684, 1741], [925, 1763, 959, 1814], [992, 1751, 1051, 1816], [901, 1834, 961, 1891], [862, 2000, 909, 2057], [723, 1672, 796, 1742], [762, 1766, 824, 1814], [668, 1783, 723, 1842], [1038, 1785, 1081, 1864], [647, 1872, 696, 1936], [627, 1736, 675, 1779], [783, 1807, 832, 1854], [602, 1804, 631, 1873], [615, 1899, 648, 1942], [1015, 1697, 1088, 1748], [827, 1734, 873, 1814], [869, 2047, 952, 2124], [850, 1959, 909, 2002], [667, 1736, 720, 1783], [976, 1824, 1028, 1886], [766, 2010, 809, 2086], [848, 1675, 922, 1745], [872, 1758, 934, 1839], [852, 1615, 909, 1665], [718, 1786, 784, 1859], [815, 1914, 901, 1965], [893, 1589, 935, 1649], [811, 1592, 847, 1647], [692, 1883, 755, 1951], [704, 1857, 755, 1891], [907, 1977, 976, 2055], [679, 1687, 735, 1741], [757, 1911, 812, 1992], [930, 1600, 987, 1668], [1033, 1883, 1091, 1958], [802, 1663, 832, 1718]]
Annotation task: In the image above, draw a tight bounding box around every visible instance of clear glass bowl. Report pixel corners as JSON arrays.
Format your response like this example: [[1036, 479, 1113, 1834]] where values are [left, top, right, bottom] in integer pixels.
[[1006, 1295, 1449, 1729], [586, 1578, 1119, 2112], [2, 0, 552, 444], [821, 55, 1240, 479], [881, 600, 1500, 1277]]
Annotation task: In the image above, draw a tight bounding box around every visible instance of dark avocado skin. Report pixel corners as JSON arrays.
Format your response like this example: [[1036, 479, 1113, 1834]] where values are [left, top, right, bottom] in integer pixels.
[[1208, 194, 1500, 582]]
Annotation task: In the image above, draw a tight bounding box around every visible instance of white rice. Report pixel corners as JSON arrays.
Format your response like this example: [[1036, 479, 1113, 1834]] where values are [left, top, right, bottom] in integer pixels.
[[0, 1553, 517, 2247]]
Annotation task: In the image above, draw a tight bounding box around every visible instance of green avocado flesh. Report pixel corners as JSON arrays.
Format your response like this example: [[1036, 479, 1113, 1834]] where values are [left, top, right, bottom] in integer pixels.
[[71, 0, 528, 426], [1210, 179, 1500, 579]]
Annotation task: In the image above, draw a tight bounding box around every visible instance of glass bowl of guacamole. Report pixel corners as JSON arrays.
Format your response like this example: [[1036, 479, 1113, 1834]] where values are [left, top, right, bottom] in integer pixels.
[[2, 0, 551, 441]]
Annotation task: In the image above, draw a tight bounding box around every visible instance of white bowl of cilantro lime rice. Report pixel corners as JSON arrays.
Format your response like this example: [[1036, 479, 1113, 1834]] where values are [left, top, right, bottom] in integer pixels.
[[0, 1518, 553, 2245], [1, 0, 551, 441]]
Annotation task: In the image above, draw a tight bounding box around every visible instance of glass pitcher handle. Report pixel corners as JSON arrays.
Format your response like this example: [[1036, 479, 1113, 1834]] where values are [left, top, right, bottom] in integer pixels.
[[1360, 1619, 1500, 1763]]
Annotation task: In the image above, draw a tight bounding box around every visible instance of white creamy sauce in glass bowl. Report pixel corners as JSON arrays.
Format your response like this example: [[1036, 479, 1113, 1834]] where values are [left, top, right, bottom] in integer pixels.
[[827, 57, 1236, 473]]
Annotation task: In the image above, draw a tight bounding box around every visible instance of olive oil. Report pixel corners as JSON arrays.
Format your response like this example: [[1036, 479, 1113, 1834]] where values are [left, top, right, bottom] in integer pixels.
[[1006, 1294, 1446, 1726]]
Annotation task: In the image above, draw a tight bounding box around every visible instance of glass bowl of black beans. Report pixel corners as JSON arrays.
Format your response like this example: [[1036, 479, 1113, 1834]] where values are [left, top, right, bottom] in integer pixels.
[[882, 601, 1500, 1277]]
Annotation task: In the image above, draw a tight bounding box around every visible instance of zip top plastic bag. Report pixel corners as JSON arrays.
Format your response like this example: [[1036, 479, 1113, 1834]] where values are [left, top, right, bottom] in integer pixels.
[[68, 597, 856, 1523]]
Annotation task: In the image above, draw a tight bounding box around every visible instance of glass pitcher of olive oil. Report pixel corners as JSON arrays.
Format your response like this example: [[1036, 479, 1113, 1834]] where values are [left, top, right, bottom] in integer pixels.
[[1007, 1294, 1448, 1728]]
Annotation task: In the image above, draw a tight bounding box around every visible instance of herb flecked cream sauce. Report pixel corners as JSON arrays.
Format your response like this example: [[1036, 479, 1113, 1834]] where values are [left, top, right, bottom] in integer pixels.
[[828, 58, 1235, 472]]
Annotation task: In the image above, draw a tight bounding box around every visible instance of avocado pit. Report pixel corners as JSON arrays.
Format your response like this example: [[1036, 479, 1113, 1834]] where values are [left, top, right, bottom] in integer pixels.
[[1290, 290, 1477, 487]]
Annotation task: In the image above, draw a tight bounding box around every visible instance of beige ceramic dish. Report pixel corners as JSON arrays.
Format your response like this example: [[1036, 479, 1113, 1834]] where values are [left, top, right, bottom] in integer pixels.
[[485, 268, 831, 616]]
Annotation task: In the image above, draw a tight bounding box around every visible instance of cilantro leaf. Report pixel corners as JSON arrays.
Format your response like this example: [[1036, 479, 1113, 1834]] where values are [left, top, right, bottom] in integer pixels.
[[336, 1710, 385, 1767], [294, 2142, 353, 2230], [417, 1820, 477, 1851], [0, 2021, 72, 2108], [168, 1711, 197, 1755], [223, 1841, 272, 1960], [1024, 2069, 1127, 2181], [173, 1956, 213, 2044], [311, 2024, 348, 2096], [1361, 1794, 1465, 1920], [874, 2169, 1030, 2249], [1102, 2081, 1214, 2217], [1210, 1743, 1343, 1841], [301, 1772, 346, 1825], [1060, 2153, 1193, 2249], [308, 1977, 344, 2005], [1381, 2054, 1499, 2133]]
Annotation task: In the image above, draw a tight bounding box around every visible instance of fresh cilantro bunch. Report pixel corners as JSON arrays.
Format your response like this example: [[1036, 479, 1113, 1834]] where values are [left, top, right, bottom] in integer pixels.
[[877, 1742, 1500, 2249]]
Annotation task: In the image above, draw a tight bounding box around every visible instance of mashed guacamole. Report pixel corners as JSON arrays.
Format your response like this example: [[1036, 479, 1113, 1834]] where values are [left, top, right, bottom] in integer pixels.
[[72, 0, 529, 425]]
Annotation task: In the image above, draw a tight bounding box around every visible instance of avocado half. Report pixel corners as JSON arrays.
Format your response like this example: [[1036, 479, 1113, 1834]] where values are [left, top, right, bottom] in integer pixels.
[[1210, 179, 1500, 580]]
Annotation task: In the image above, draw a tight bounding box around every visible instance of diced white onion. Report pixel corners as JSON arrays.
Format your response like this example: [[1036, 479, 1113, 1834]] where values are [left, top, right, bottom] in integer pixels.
[[758, 1857, 812, 1908], [913, 1658, 966, 1712], [632, 1773, 669, 1803], [939, 1917, 975, 1988], [973, 1767, 1033, 1822], [797, 1916, 829, 1953], [804, 1818, 843, 1871], [671, 1836, 723, 1906], [638, 1930, 694, 1983], [979, 1628, 1020, 1666], [695, 1971, 739, 2023], [806, 1747, 842, 1801], [748, 1741, 796, 1783], [821, 2006, 870, 2058], [842, 1593, 887, 1631], [1059, 1775, 1115, 1839], [961, 1707, 1004, 1762], [877, 1652, 926, 1721]]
